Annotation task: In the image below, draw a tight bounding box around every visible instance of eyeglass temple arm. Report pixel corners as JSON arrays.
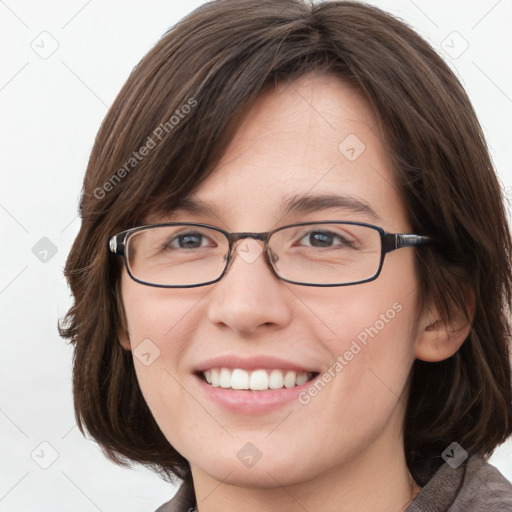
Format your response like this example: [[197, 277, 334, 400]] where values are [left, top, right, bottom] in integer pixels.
[[109, 234, 126, 255], [382, 233, 431, 254]]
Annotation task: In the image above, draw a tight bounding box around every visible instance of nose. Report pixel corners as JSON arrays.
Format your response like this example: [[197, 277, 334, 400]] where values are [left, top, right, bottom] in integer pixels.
[[206, 239, 292, 335]]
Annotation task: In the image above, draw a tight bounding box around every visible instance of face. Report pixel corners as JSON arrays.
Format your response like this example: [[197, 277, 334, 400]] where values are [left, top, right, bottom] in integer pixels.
[[120, 74, 423, 489]]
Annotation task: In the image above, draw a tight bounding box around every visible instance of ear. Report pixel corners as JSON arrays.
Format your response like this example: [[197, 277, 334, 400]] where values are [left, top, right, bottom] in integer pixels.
[[118, 329, 131, 351], [116, 290, 132, 351], [415, 290, 475, 362]]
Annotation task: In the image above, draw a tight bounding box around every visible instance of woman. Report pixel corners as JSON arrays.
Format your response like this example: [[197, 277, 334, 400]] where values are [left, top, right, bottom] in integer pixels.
[[61, 0, 512, 510]]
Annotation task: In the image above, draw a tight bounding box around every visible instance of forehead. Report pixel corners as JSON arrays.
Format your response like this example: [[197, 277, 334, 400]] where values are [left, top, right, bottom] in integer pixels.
[[166, 73, 410, 231]]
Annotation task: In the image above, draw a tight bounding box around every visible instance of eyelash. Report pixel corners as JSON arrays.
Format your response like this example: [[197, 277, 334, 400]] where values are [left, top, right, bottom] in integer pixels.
[[295, 230, 355, 249], [164, 228, 356, 250]]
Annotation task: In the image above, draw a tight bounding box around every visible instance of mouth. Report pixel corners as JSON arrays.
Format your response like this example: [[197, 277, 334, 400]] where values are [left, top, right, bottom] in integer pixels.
[[197, 368, 320, 391]]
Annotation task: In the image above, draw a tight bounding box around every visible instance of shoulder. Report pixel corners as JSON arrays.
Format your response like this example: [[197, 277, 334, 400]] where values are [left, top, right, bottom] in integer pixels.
[[154, 481, 196, 512], [408, 452, 512, 511], [458, 454, 512, 511]]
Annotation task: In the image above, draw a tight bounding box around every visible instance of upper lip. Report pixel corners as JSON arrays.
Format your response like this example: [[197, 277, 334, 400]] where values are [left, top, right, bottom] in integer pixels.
[[194, 355, 319, 374]]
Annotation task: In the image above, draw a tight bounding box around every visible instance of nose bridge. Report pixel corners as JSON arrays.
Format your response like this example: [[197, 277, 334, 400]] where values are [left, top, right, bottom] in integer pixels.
[[228, 231, 270, 243], [224, 231, 274, 276]]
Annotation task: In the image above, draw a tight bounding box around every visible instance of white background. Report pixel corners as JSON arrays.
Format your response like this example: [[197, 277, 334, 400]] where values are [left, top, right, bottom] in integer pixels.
[[1, 0, 511, 510]]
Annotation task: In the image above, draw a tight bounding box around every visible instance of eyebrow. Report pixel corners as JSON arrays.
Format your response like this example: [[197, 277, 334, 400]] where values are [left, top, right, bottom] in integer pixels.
[[168, 197, 221, 217], [280, 193, 381, 221], [166, 192, 381, 222]]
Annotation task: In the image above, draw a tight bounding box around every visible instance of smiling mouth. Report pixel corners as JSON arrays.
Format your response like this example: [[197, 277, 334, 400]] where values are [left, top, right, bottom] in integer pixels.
[[197, 368, 319, 391]]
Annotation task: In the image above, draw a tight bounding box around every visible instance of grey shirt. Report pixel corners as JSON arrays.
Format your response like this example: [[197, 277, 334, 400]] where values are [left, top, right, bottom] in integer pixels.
[[155, 454, 512, 511]]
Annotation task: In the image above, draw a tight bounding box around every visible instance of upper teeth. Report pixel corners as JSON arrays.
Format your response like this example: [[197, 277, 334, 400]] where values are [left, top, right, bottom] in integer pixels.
[[203, 368, 312, 390]]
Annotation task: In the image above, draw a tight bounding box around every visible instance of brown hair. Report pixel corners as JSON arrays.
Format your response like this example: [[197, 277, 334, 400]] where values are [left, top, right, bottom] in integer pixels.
[[60, 0, 512, 485]]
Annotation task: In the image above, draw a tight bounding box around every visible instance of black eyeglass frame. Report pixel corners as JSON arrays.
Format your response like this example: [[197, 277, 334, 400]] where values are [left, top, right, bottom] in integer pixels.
[[108, 221, 431, 288]]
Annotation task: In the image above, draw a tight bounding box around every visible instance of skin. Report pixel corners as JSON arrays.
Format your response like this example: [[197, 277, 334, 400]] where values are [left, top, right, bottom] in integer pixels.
[[119, 73, 471, 512]]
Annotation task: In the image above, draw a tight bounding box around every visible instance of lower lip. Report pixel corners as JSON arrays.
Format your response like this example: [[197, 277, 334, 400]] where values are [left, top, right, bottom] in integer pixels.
[[194, 374, 319, 414]]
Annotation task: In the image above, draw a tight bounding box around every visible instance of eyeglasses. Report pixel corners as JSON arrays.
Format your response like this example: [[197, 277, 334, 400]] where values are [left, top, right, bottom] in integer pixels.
[[108, 221, 431, 288]]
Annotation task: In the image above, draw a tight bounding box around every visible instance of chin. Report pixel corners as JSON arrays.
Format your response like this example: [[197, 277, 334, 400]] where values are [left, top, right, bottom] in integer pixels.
[[185, 437, 327, 489]]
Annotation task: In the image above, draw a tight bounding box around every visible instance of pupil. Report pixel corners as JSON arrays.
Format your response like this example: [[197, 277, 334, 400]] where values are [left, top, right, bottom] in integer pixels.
[[179, 234, 201, 248], [310, 232, 332, 247]]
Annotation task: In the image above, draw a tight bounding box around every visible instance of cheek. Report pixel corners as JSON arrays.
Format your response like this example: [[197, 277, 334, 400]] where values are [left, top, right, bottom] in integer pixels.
[[282, 289, 417, 474], [126, 303, 209, 454], [120, 277, 210, 437], [121, 270, 209, 354], [308, 287, 415, 386], [298, 255, 419, 422]]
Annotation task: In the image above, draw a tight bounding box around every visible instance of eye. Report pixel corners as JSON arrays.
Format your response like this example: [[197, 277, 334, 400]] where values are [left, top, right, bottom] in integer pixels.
[[167, 231, 214, 249], [298, 230, 354, 248]]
